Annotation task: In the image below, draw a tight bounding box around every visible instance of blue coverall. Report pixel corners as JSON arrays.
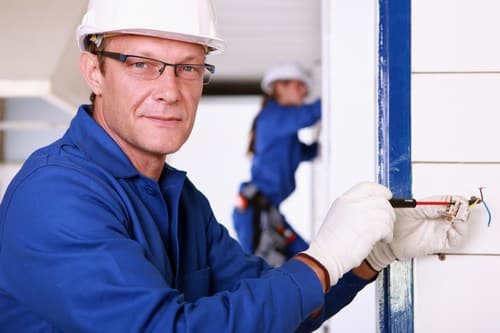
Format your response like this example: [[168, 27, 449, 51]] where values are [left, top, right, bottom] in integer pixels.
[[0, 105, 371, 332], [233, 99, 321, 257]]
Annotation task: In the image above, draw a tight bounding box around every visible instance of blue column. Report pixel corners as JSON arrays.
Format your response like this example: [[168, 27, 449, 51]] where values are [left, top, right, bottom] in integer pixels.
[[377, 0, 413, 332]]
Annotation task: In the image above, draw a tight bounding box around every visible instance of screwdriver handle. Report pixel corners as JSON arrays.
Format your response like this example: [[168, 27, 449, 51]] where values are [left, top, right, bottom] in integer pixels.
[[389, 198, 417, 208]]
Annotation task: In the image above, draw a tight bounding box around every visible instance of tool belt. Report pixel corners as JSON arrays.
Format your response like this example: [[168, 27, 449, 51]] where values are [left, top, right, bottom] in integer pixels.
[[236, 183, 297, 267]]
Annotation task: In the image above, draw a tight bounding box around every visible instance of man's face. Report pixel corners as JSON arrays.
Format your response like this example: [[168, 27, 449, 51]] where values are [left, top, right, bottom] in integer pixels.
[[91, 34, 206, 162]]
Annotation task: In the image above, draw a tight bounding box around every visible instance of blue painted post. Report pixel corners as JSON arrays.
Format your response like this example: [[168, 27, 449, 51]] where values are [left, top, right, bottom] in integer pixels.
[[377, 0, 413, 332]]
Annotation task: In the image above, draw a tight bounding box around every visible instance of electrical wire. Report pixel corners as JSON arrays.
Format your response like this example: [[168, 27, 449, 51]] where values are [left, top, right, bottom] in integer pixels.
[[468, 197, 481, 208], [481, 199, 492, 227]]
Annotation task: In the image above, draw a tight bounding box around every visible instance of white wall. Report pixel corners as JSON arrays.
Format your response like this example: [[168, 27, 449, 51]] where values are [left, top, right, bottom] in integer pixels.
[[412, 0, 500, 331], [3, 97, 71, 163], [0, 97, 71, 195], [318, 0, 379, 332]]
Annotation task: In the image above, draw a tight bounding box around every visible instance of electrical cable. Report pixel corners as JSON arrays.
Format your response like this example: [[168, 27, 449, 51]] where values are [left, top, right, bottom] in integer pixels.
[[482, 199, 492, 227]]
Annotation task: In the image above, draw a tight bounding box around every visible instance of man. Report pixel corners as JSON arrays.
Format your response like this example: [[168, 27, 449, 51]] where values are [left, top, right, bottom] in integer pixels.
[[0, 0, 470, 332]]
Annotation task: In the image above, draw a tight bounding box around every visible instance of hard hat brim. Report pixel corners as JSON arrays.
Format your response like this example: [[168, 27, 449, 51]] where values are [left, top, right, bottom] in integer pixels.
[[77, 27, 226, 55]]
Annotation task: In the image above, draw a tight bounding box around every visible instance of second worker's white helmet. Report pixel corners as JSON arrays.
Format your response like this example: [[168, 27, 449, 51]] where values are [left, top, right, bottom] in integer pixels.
[[260, 62, 312, 95]]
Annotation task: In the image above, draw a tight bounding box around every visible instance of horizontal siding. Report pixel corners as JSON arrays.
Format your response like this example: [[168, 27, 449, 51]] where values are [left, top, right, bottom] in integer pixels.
[[415, 255, 500, 332], [413, 0, 500, 71], [412, 1, 500, 331], [412, 74, 500, 162]]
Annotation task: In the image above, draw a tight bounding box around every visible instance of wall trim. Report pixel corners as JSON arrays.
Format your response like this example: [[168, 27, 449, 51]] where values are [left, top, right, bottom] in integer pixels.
[[376, 0, 413, 332]]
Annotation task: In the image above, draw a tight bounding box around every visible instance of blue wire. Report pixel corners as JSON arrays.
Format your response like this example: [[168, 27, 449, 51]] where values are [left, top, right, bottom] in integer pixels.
[[482, 200, 492, 227]]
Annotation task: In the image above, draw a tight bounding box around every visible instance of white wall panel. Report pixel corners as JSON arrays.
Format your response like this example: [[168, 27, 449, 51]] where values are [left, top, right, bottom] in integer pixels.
[[0, 164, 21, 199], [413, 0, 500, 71], [412, 74, 500, 162], [4, 98, 70, 163], [414, 255, 500, 332], [326, 0, 378, 198], [321, 0, 378, 332], [413, 1, 500, 331], [413, 163, 499, 255]]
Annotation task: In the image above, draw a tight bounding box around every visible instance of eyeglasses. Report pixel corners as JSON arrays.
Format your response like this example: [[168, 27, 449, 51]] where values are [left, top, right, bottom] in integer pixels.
[[96, 51, 215, 85]]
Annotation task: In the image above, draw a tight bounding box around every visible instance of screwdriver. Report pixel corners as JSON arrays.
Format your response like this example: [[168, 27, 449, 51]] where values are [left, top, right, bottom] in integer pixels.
[[389, 197, 481, 208]]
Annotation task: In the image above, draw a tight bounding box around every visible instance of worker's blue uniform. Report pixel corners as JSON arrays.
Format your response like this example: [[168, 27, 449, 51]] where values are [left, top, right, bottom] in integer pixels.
[[0, 105, 371, 332], [233, 99, 321, 258]]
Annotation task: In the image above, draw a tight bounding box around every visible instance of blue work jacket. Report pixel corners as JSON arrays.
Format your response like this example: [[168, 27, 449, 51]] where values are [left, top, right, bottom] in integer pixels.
[[251, 99, 321, 206], [0, 105, 370, 332]]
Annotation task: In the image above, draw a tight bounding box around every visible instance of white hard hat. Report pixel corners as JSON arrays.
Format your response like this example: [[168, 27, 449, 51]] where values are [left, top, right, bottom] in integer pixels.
[[76, 0, 226, 54], [260, 62, 313, 95]]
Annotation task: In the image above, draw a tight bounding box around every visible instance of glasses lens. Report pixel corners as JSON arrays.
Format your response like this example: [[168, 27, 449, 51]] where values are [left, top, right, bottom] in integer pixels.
[[202, 72, 211, 84], [175, 64, 212, 84], [203, 64, 215, 85], [123, 56, 163, 80]]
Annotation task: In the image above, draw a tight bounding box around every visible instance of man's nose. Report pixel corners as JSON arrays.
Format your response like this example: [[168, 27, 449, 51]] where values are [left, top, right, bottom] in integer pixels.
[[152, 66, 181, 103]]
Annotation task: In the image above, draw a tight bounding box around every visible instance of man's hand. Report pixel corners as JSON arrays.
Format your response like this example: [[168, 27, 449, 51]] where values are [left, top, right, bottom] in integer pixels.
[[366, 195, 470, 271], [302, 182, 395, 286]]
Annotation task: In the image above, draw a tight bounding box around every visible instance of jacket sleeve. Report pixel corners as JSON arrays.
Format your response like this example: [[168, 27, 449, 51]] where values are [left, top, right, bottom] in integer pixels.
[[197, 200, 325, 332], [258, 99, 321, 139], [300, 142, 319, 162]]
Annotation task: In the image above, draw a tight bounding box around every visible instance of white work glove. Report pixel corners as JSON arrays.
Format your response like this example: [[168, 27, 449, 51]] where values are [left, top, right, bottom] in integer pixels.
[[303, 182, 395, 286], [366, 195, 470, 271], [298, 120, 322, 144]]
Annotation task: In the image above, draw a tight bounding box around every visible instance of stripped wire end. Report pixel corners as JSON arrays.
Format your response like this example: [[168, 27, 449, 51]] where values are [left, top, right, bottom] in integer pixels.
[[468, 196, 482, 207]]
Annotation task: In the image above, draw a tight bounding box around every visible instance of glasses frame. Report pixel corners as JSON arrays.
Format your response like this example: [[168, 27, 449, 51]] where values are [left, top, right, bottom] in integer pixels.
[[95, 51, 215, 85]]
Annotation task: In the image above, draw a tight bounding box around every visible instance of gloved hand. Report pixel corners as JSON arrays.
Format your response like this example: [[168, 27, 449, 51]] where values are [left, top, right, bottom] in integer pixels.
[[298, 120, 322, 144], [366, 195, 470, 271], [303, 182, 395, 286]]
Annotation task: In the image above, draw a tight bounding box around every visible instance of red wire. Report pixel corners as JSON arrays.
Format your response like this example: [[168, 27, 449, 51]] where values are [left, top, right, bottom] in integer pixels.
[[416, 201, 451, 206]]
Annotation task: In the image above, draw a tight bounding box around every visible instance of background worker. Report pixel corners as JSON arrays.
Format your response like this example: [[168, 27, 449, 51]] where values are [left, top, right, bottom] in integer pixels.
[[0, 0, 472, 332], [233, 62, 320, 266]]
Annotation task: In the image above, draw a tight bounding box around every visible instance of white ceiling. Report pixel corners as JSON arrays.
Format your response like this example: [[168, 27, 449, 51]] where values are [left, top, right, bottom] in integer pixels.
[[212, 0, 321, 81], [0, 0, 321, 109]]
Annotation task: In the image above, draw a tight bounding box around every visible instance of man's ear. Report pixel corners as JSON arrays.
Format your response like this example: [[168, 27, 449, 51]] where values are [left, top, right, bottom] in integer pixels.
[[79, 51, 103, 96]]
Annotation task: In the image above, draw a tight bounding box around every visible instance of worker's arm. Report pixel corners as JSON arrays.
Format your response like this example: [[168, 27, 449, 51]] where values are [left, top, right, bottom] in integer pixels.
[[300, 141, 319, 161], [294, 181, 394, 291], [210, 181, 394, 332], [290, 182, 395, 332], [258, 99, 321, 138]]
